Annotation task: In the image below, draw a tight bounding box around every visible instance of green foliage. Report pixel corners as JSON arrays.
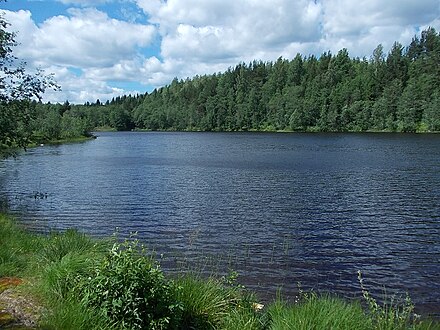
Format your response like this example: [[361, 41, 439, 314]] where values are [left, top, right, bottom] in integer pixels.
[[79, 239, 182, 330], [422, 91, 440, 132], [0, 8, 58, 154]]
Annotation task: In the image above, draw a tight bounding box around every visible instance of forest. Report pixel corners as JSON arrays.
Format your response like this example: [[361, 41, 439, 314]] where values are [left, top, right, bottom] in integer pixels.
[[2, 27, 440, 150]]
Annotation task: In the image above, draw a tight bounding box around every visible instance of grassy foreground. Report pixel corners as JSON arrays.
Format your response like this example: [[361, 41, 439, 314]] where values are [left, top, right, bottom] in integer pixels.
[[0, 214, 438, 330]]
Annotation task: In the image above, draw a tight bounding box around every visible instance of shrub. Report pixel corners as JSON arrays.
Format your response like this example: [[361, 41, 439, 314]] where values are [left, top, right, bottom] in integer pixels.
[[79, 239, 182, 330]]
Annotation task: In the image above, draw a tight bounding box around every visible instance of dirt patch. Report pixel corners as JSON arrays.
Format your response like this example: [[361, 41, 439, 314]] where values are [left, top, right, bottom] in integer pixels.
[[0, 278, 43, 329], [0, 278, 23, 294]]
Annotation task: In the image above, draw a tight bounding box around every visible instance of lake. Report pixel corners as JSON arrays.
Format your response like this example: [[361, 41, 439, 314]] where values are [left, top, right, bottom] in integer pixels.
[[1, 131, 439, 316]]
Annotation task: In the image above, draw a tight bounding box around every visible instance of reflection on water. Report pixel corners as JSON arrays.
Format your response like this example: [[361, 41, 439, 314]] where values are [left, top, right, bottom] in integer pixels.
[[1, 132, 439, 316]]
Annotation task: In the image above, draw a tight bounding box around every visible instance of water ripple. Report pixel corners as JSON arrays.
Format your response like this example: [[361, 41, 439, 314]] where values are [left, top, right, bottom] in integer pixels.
[[1, 132, 439, 317]]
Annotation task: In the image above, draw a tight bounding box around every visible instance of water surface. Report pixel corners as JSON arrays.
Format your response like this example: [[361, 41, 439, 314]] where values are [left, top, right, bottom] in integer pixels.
[[1, 132, 439, 316]]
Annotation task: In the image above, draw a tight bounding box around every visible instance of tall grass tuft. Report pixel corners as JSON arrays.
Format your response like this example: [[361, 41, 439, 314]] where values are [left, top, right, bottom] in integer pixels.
[[268, 291, 371, 330], [40, 296, 113, 330], [221, 306, 265, 330], [39, 229, 101, 263], [0, 214, 44, 276], [175, 274, 248, 329], [38, 252, 94, 300], [32, 228, 107, 302]]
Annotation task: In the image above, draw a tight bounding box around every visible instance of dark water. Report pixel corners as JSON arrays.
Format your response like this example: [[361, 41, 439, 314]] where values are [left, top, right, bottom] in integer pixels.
[[1, 132, 439, 316]]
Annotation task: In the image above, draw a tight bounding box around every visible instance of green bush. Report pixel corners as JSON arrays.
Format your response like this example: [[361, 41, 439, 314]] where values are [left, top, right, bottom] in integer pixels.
[[79, 239, 182, 330]]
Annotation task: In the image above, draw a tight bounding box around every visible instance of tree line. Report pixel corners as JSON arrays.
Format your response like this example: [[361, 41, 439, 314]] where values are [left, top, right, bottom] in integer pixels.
[[80, 27, 440, 133], [2, 26, 440, 154]]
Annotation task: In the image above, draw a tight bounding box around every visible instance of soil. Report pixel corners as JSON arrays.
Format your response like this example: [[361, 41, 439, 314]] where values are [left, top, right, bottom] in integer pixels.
[[0, 278, 43, 329]]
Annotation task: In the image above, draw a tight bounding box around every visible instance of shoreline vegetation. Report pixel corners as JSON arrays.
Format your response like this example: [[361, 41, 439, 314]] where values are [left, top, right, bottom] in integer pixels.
[[4, 127, 438, 158], [30, 135, 96, 147], [132, 127, 440, 134], [0, 135, 95, 158], [2, 128, 439, 158], [1, 213, 439, 329]]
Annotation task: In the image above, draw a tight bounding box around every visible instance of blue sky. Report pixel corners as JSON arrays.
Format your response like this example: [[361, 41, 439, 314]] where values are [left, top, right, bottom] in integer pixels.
[[1, 0, 439, 104]]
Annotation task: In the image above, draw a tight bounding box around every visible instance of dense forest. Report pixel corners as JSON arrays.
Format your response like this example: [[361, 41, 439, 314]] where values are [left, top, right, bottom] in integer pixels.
[[127, 27, 440, 133], [2, 27, 440, 151]]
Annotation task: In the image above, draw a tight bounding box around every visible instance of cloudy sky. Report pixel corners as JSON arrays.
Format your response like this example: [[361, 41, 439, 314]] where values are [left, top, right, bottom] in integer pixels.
[[1, 0, 439, 104]]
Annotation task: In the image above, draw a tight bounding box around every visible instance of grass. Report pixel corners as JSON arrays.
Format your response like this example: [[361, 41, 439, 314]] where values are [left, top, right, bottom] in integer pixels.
[[175, 274, 247, 329], [0, 214, 44, 277], [268, 292, 372, 330], [1, 213, 439, 329]]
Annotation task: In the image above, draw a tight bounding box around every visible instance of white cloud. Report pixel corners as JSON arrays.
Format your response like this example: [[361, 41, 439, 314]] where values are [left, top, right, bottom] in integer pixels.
[[136, 0, 324, 84], [320, 0, 440, 56], [2, 10, 39, 55], [3, 8, 156, 103], [140, 0, 439, 90], [42, 65, 137, 104], [140, 0, 322, 55], [38, 8, 153, 67], [2, 0, 440, 103], [4, 8, 156, 68], [321, 0, 439, 36], [137, 0, 439, 82]]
